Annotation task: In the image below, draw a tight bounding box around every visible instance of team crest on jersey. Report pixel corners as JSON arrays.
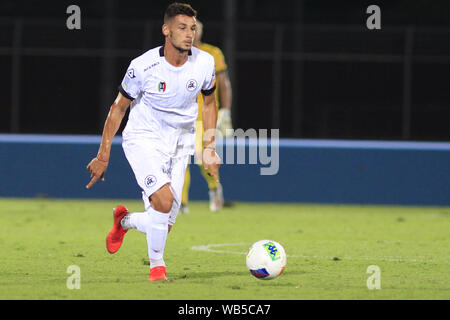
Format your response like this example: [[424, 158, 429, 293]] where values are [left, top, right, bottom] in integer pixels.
[[186, 79, 197, 92], [127, 68, 136, 79], [158, 81, 166, 93]]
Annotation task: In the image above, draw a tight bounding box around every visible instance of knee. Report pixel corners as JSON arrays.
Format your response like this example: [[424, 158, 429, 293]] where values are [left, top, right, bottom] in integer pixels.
[[150, 194, 174, 214], [159, 197, 174, 213]]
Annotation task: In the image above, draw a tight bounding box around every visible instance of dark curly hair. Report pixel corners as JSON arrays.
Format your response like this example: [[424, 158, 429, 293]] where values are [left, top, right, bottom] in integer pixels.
[[164, 2, 197, 23]]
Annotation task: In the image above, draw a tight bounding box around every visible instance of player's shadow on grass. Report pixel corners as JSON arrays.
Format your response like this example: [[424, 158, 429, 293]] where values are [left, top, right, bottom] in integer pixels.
[[172, 270, 248, 280], [171, 269, 307, 281]]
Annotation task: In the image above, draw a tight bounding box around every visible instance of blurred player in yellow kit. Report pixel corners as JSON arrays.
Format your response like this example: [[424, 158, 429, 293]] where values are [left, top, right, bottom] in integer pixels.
[[181, 20, 233, 213]]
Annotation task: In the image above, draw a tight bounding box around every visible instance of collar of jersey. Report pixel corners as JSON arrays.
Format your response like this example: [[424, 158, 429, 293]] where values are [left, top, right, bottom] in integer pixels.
[[159, 45, 192, 57], [159, 45, 192, 71]]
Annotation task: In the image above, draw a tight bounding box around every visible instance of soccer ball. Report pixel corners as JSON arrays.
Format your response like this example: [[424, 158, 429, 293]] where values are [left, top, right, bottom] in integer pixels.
[[246, 240, 287, 280]]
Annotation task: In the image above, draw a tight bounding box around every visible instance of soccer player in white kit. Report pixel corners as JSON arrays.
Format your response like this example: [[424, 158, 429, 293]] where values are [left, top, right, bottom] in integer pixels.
[[85, 3, 220, 281]]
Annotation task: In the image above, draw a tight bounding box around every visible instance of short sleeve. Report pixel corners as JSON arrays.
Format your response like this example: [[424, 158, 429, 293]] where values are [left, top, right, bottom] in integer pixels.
[[201, 56, 216, 96], [118, 61, 142, 101]]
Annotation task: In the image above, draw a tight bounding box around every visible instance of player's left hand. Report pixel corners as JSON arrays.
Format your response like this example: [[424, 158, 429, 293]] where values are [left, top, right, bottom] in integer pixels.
[[202, 148, 221, 183]]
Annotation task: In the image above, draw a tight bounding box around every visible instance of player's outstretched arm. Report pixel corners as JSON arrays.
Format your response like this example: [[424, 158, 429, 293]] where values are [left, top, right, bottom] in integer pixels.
[[202, 92, 221, 183], [86, 92, 131, 189]]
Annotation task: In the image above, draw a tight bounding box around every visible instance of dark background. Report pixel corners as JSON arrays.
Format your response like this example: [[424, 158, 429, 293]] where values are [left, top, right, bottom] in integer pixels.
[[1, 0, 449, 141]]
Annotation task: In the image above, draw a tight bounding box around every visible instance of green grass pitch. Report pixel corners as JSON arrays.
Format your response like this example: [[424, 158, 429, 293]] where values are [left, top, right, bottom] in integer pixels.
[[0, 198, 449, 300]]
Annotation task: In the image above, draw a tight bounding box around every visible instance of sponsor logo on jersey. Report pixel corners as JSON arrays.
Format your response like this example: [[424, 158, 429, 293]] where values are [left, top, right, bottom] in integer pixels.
[[144, 62, 160, 72], [186, 79, 198, 92], [127, 68, 136, 79], [161, 161, 172, 179]]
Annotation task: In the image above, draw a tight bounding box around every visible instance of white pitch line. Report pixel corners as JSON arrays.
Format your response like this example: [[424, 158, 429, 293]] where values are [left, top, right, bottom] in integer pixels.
[[190, 243, 450, 264]]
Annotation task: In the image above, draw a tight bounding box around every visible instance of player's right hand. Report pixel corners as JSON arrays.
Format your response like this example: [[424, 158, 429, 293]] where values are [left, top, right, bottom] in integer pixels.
[[86, 157, 109, 189]]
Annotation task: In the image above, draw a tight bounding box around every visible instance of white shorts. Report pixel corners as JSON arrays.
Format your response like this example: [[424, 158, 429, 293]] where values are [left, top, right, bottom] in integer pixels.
[[122, 138, 190, 225]]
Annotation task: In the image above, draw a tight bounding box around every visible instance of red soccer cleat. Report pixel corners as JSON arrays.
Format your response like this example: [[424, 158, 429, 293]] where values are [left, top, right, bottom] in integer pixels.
[[106, 205, 129, 254], [148, 266, 167, 282]]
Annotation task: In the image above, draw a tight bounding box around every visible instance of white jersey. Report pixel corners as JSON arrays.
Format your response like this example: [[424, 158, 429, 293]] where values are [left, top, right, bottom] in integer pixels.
[[119, 46, 216, 156]]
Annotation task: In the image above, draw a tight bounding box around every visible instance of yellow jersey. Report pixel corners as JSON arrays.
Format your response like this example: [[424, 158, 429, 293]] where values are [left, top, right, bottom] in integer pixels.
[[196, 43, 227, 121]]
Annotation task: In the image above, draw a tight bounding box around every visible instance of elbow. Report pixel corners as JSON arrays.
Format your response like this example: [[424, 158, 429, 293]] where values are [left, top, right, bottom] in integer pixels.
[[203, 100, 215, 112], [110, 101, 127, 116], [110, 102, 119, 112]]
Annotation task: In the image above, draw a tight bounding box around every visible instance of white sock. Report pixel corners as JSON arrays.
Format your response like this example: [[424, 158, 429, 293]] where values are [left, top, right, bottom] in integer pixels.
[[148, 208, 170, 266], [150, 258, 166, 268], [121, 212, 151, 234], [120, 203, 171, 268]]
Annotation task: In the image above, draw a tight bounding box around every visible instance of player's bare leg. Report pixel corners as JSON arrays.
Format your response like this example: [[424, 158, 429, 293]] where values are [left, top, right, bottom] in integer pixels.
[[208, 181, 224, 212], [199, 162, 223, 212]]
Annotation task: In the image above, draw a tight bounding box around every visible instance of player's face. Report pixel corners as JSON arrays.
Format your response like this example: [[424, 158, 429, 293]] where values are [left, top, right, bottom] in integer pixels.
[[165, 15, 197, 53]]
